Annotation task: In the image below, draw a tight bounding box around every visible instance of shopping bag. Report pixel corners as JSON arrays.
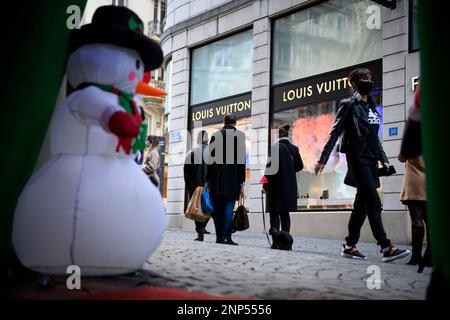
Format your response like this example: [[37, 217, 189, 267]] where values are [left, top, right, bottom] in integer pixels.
[[185, 186, 210, 222], [201, 186, 215, 214]]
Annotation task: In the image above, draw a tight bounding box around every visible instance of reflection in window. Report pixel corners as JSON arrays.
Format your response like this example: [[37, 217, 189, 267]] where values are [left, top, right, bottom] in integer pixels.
[[273, 101, 354, 210], [310, 9, 322, 35], [272, 0, 382, 85], [191, 30, 253, 105], [337, 14, 344, 32], [164, 59, 172, 125], [272, 93, 383, 211]]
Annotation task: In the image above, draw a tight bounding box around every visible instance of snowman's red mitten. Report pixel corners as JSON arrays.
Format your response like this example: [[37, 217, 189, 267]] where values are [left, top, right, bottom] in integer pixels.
[[108, 111, 140, 138]]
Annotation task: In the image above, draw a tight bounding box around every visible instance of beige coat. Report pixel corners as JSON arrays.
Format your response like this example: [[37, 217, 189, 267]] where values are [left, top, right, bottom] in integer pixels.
[[142, 148, 160, 186], [399, 155, 426, 201]]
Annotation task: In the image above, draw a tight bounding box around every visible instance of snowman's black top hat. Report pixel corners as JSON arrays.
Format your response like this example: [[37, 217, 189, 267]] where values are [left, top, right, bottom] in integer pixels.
[[69, 5, 163, 71]]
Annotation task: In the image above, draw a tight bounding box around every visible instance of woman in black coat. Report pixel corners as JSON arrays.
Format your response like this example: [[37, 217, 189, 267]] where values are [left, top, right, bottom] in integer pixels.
[[184, 130, 210, 241], [264, 124, 303, 234], [314, 67, 409, 262]]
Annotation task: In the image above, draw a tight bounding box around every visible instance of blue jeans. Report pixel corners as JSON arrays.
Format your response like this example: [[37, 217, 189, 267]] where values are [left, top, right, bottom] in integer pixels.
[[212, 196, 236, 241]]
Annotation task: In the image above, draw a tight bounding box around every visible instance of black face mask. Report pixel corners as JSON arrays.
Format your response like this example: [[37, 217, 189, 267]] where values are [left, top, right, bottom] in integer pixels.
[[358, 80, 373, 95]]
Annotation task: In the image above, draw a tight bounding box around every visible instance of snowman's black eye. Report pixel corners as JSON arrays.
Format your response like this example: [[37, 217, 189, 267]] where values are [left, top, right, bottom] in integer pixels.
[[136, 59, 140, 69]]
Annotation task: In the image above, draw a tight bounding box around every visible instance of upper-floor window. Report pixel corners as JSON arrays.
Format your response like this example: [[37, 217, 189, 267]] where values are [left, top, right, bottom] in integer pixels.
[[272, 0, 382, 85], [190, 30, 253, 105], [409, 0, 419, 52]]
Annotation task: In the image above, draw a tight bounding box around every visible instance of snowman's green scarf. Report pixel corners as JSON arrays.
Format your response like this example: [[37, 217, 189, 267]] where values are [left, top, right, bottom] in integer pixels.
[[79, 83, 147, 154]]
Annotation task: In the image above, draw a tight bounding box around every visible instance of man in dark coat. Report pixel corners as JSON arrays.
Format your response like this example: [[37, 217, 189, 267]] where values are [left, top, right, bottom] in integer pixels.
[[184, 130, 211, 241], [264, 124, 303, 236], [206, 114, 246, 245]]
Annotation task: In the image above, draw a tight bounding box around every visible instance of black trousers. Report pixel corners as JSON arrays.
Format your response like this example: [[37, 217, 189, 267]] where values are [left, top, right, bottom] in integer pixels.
[[269, 212, 291, 233], [195, 219, 210, 234], [345, 156, 391, 249], [405, 200, 429, 253]]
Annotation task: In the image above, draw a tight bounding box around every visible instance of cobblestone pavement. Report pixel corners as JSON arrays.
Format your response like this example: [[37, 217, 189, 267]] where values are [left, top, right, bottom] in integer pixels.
[[142, 229, 431, 300]]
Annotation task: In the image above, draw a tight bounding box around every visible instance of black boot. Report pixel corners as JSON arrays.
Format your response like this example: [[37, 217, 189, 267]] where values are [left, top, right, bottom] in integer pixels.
[[407, 252, 422, 265], [407, 226, 425, 265], [194, 231, 204, 241], [194, 228, 204, 241], [418, 247, 432, 273], [223, 238, 238, 245]]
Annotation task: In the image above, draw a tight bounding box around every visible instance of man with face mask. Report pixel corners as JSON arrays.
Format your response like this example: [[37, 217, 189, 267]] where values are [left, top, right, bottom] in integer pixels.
[[314, 68, 410, 263]]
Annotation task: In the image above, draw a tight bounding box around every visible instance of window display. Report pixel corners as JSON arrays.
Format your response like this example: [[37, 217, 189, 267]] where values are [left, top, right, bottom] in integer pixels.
[[272, 93, 383, 211]]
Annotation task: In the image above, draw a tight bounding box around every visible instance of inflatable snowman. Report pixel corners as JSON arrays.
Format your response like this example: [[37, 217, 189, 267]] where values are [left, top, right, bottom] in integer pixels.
[[12, 6, 165, 276]]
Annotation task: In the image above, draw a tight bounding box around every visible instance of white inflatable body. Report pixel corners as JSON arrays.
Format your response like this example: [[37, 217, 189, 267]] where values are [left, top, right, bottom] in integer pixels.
[[12, 44, 165, 275]]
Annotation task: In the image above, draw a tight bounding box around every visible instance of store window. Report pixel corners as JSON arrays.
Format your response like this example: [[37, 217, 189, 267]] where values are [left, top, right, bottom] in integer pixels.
[[272, 91, 382, 211], [272, 0, 382, 85], [271, 0, 383, 211], [164, 59, 172, 132], [162, 58, 172, 204], [190, 30, 253, 105], [409, 0, 419, 52]]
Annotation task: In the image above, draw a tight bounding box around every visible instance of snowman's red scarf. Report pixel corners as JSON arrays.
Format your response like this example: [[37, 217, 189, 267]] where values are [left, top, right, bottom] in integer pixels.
[[76, 83, 147, 155]]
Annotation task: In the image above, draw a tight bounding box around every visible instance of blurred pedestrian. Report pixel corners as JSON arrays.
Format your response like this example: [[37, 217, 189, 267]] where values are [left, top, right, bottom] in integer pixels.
[[399, 85, 432, 270], [142, 135, 160, 187], [184, 130, 211, 241]]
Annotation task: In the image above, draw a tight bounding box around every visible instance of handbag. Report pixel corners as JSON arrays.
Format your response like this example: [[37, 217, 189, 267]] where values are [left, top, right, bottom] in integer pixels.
[[185, 186, 210, 222], [378, 165, 396, 177], [141, 152, 156, 175], [345, 164, 396, 188], [201, 186, 215, 214], [232, 196, 249, 232]]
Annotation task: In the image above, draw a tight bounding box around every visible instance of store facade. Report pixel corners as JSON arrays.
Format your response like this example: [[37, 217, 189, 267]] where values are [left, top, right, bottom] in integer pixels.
[[161, 0, 419, 244]]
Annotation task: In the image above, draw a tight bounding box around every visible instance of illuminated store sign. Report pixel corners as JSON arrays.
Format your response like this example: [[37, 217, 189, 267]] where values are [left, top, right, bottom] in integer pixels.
[[188, 92, 251, 128], [272, 60, 382, 111]]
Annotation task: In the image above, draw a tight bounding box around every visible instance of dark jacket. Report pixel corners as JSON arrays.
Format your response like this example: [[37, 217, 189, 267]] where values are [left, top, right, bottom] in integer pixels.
[[184, 143, 208, 196], [400, 119, 421, 159], [319, 93, 388, 188], [206, 125, 246, 200], [265, 138, 303, 213], [319, 93, 388, 165]]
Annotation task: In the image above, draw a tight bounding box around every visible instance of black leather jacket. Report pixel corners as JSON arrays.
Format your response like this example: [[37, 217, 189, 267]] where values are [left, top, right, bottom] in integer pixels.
[[319, 93, 388, 164]]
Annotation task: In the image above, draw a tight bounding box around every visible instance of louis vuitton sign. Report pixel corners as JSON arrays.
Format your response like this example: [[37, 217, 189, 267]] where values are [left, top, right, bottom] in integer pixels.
[[272, 60, 382, 111], [188, 92, 251, 128]]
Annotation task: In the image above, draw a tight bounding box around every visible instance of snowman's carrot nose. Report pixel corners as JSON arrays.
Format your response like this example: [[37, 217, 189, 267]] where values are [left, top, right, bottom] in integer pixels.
[[135, 81, 166, 96]]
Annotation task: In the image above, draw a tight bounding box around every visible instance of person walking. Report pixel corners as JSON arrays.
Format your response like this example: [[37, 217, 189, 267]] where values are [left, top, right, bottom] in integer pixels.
[[142, 135, 160, 187], [398, 85, 431, 268], [263, 124, 303, 242], [206, 114, 246, 245], [314, 67, 409, 262], [398, 154, 428, 265], [184, 130, 211, 241]]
